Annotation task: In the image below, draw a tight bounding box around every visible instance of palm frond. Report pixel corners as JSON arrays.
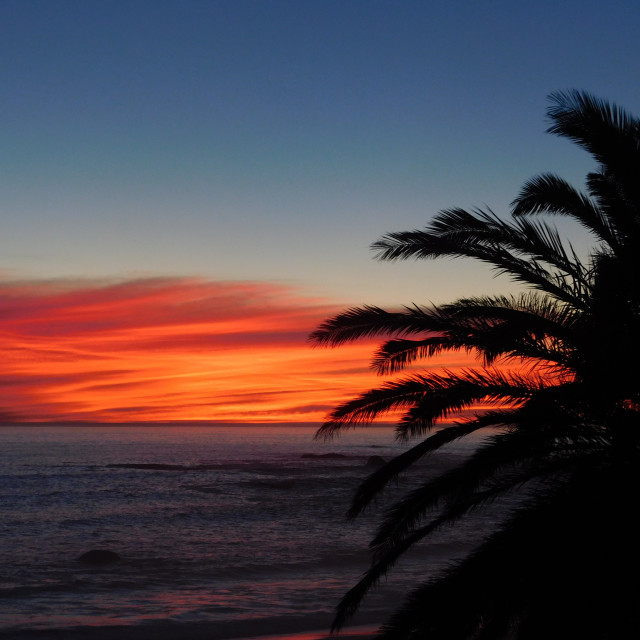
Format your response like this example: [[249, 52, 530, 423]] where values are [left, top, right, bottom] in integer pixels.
[[440, 293, 578, 337], [332, 478, 514, 631], [547, 89, 640, 222], [368, 293, 578, 374], [309, 304, 438, 346], [368, 424, 585, 555], [334, 441, 607, 633], [317, 367, 546, 441], [511, 215, 589, 284], [347, 421, 488, 519], [372, 208, 589, 308], [586, 170, 640, 249], [391, 368, 549, 441], [371, 337, 452, 374], [511, 172, 618, 248], [547, 89, 640, 167], [375, 462, 640, 640], [437, 295, 577, 368]]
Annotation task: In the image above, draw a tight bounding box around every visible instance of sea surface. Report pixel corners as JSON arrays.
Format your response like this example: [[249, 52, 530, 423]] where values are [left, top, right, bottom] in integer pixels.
[[0, 424, 485, 640]]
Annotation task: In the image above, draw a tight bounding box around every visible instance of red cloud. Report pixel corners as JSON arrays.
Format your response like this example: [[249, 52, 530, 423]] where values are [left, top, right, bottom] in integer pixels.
[[0, 276, 478, 423], [0, 277, 382, 423]]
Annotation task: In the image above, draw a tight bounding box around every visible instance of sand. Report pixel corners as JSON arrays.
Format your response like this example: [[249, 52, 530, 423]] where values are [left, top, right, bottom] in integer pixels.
[[0, 623, 377, 640]]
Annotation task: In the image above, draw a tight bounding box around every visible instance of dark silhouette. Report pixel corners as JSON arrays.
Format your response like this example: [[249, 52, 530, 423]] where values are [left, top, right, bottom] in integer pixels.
[[78, 549, 121, 564], [310, 91, 640, 639]]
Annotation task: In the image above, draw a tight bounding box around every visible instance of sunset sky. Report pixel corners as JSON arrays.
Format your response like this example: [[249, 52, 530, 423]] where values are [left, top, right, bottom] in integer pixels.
[[2, 1, 639, 422]]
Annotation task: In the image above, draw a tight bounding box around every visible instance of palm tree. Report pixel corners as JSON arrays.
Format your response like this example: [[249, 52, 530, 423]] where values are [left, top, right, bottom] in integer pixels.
[[310, 90, 640, 639]]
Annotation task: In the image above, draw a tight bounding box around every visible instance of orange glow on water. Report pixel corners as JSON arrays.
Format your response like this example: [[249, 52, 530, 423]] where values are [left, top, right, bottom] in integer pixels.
[[0, 277, 474, 423]]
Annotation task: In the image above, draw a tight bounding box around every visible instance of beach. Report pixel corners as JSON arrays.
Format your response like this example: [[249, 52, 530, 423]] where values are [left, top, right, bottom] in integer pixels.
[[0, 622, 378, 640]]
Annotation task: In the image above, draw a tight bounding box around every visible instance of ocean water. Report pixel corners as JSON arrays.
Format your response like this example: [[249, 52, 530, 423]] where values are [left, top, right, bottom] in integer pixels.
[[0, 424, 481, 640]]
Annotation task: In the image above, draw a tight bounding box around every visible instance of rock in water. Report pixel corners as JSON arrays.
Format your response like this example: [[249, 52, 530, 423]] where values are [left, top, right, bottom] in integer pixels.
[[78, 549, 121, 564], [365, 455, 386, 469]]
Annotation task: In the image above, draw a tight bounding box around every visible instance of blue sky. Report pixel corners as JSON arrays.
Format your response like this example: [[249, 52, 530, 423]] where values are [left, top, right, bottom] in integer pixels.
[[2, 0, 640, 307]]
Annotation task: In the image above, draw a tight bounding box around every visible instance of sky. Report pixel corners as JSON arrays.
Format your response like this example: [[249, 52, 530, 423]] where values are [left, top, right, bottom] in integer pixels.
[[1, 0, 639, 422]]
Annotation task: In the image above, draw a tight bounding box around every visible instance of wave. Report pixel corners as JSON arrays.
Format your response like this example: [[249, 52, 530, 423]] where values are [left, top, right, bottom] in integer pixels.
[[300, 453, 347, 459], [106, 463, 222, 471], [107, 454, 367, 470]]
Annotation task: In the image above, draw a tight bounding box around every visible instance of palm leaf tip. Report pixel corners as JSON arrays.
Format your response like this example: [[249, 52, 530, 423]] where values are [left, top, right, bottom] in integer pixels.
[[309, 306, 417, 347], [547, 89, 636, 135]]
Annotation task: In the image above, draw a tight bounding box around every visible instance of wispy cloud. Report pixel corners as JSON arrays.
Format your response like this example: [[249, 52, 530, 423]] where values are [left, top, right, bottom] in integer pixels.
[[0, 277, 386, 422], [0, 276, 476, 423]]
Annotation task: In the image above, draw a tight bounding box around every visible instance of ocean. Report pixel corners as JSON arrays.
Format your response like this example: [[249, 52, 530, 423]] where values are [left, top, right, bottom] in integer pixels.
[[0, 424, 481, 640]]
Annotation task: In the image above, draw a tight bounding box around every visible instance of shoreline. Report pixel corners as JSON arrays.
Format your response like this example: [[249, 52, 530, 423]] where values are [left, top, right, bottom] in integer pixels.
[[249, 625, 377, 640], [0, 623, 378, 640]]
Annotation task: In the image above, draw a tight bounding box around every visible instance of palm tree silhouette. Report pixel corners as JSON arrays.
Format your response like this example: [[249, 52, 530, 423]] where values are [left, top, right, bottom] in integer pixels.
[[310, 91, 640, 639]]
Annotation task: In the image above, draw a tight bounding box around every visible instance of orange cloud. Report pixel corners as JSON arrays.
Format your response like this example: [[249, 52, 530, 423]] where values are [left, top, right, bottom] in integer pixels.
[[0, 277, 475, 423]]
